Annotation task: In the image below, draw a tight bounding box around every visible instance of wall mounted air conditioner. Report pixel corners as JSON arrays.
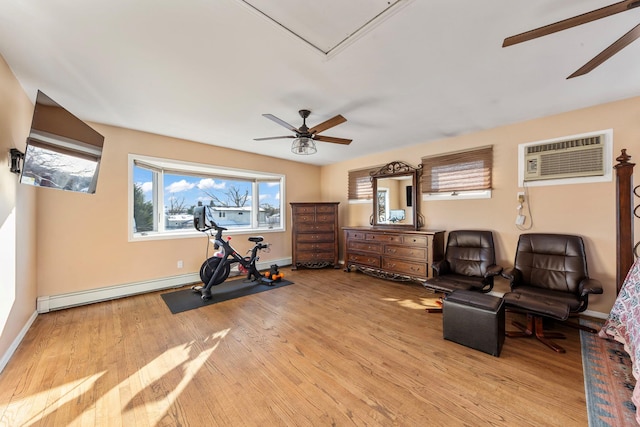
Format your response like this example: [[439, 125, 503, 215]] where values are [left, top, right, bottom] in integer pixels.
[[518, 129, 612, 187]]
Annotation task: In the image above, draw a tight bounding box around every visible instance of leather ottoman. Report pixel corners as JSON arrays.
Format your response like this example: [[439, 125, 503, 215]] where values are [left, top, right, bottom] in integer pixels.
[[443, 290, 505, 356]]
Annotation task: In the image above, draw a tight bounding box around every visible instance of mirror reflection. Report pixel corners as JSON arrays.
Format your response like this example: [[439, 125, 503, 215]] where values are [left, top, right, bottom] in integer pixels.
[[375, 176, 413, 225], [21, 139, 101, 192], [371, 160, 421, 230], [19, 90, 104, 194]]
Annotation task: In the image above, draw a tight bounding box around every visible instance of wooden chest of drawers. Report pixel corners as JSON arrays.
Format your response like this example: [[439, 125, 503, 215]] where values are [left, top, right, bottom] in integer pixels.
[[291, 202, 340, 270], [343, 227, 445, 281]]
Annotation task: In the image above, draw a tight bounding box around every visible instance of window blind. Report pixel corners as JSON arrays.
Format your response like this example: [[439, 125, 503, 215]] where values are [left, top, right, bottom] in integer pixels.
[[421, 146, 493, 193], [347, 166, 378, 200]]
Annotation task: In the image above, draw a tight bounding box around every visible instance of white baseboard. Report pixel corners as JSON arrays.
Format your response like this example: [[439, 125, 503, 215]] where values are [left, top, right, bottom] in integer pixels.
[[36, 257, 292, 313], [36, 273, 200, 313], [0, 310, 37, 374], [582, 309, 608, 320]]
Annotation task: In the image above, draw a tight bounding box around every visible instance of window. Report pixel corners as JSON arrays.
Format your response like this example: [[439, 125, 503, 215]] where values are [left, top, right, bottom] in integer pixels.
[[129, 154, 284, 240], [376, 187, 388, 222], [421, 146, 493, 200], [348, 165, 381, 202]]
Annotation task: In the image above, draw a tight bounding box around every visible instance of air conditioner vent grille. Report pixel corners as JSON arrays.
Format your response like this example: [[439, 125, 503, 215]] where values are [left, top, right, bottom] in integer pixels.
[[526, 136, 601, 154], [539, 148, 603, 177]]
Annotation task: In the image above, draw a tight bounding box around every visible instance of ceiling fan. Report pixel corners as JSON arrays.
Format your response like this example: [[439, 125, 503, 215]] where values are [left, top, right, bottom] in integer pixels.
[[503, 0, 640, 79], [255, 109, 351, 155]]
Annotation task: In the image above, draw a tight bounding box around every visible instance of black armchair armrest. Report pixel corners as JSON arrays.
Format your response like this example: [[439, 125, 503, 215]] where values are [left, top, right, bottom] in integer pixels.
[[579, 278, 604, 297], [431, 259, 450, 277], [484, 264, 503, 278], [501, 267, 523, 287], [476, 264, 502, 293]]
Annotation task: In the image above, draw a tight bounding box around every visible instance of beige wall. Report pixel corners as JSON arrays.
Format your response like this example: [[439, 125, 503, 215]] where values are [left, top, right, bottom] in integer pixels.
[[35, 124, 322, 296], [0, 54, 37, 365], [3, 51, 639, 369], [322, 96, 640, 314]]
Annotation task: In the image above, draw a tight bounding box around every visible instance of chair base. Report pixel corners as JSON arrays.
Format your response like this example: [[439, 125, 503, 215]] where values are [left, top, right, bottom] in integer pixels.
[[506, 314, 567, 353]]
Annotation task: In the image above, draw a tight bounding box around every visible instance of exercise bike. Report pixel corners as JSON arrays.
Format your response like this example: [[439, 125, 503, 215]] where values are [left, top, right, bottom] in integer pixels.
[[193, 205, 272, 300]]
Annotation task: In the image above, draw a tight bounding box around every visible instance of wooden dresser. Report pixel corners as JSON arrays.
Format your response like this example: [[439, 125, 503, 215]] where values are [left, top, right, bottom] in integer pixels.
[[291, 202, 340, 270], [343, 227, 445, 281]]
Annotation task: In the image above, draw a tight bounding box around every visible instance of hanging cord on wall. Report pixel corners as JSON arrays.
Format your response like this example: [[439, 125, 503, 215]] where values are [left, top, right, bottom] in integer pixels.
[[516, 183, 534, 231]]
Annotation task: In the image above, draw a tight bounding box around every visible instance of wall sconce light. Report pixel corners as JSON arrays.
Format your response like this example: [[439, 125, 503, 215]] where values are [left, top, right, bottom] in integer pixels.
[[9, 148, 24, 174]]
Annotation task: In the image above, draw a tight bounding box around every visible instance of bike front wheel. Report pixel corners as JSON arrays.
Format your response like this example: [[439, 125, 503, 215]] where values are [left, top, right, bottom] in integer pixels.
[[199, 257, 231, 286]]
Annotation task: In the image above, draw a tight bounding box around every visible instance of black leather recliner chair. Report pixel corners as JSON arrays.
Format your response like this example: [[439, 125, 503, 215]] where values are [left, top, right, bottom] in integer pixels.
[[502, 233, 603, 353], [424, 230, 502, 311]]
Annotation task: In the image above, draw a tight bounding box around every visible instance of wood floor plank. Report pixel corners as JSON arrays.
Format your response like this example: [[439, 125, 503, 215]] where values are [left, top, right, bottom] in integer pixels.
[[0, 268, 590, 426]]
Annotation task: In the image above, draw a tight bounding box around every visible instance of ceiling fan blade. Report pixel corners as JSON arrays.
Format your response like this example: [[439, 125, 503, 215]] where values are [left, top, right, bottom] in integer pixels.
[[568, 22, 640, 78], [308, 114, 347, 135], [314, 135, 352, 145], [503, 0, 637, 47], [253, 135, 296, 141], [262, 114, 299, 132]]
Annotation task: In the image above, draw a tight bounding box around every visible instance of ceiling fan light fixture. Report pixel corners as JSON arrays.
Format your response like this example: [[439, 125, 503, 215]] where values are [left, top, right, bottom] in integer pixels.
[[291, 137, 317, 155]]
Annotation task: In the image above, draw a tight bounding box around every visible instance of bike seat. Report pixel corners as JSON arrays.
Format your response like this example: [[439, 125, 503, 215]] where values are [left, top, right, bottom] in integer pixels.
[[248, 236, 264, 243]]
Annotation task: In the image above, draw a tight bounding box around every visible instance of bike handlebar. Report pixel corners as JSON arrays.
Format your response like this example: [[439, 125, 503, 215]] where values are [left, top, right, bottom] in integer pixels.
[[195, 219, 227, 233], [194, 206, 227, 233], [195, 206, 267, 249]]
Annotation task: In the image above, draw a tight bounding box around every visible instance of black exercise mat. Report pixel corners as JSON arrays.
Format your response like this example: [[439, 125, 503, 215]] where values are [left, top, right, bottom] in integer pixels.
[[160, 278, 294, 314]]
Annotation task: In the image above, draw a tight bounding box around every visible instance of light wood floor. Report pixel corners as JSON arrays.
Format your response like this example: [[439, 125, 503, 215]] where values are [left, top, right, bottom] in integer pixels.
[[0, 268, 589, 426]]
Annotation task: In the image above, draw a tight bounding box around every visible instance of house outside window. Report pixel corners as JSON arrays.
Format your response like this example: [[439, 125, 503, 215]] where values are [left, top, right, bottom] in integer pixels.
[[129, 154, 284, 240]]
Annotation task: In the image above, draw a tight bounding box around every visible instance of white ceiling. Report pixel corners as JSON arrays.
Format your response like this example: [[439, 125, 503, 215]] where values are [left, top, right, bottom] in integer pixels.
[[1, 0, 640, 166]]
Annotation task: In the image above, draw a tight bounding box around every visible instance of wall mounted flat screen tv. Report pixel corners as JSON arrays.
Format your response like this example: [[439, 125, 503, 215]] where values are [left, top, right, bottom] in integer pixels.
[[20, 90, 105, 194]]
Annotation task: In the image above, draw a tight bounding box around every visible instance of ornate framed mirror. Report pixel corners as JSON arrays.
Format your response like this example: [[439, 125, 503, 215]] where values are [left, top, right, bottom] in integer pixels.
[[370, 161, 423, 230]]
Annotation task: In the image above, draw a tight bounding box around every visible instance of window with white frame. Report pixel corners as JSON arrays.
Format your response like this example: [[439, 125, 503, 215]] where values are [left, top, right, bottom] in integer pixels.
[[129, 154, 284, 240], [421, 146, 493, 200]]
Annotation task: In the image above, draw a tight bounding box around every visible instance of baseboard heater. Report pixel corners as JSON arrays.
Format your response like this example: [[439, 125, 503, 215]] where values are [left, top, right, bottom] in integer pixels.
[[37, 257, 292, 313]]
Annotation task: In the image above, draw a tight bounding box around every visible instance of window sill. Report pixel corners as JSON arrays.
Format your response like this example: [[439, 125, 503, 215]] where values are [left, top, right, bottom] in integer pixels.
[[422, 190, 491, 201], [130, 226, 285, 242]]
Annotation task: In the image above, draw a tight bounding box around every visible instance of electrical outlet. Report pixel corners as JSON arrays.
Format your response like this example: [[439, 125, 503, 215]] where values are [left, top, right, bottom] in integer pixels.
[[177, 260, 183, 269], [517, 192, 525, 203]]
